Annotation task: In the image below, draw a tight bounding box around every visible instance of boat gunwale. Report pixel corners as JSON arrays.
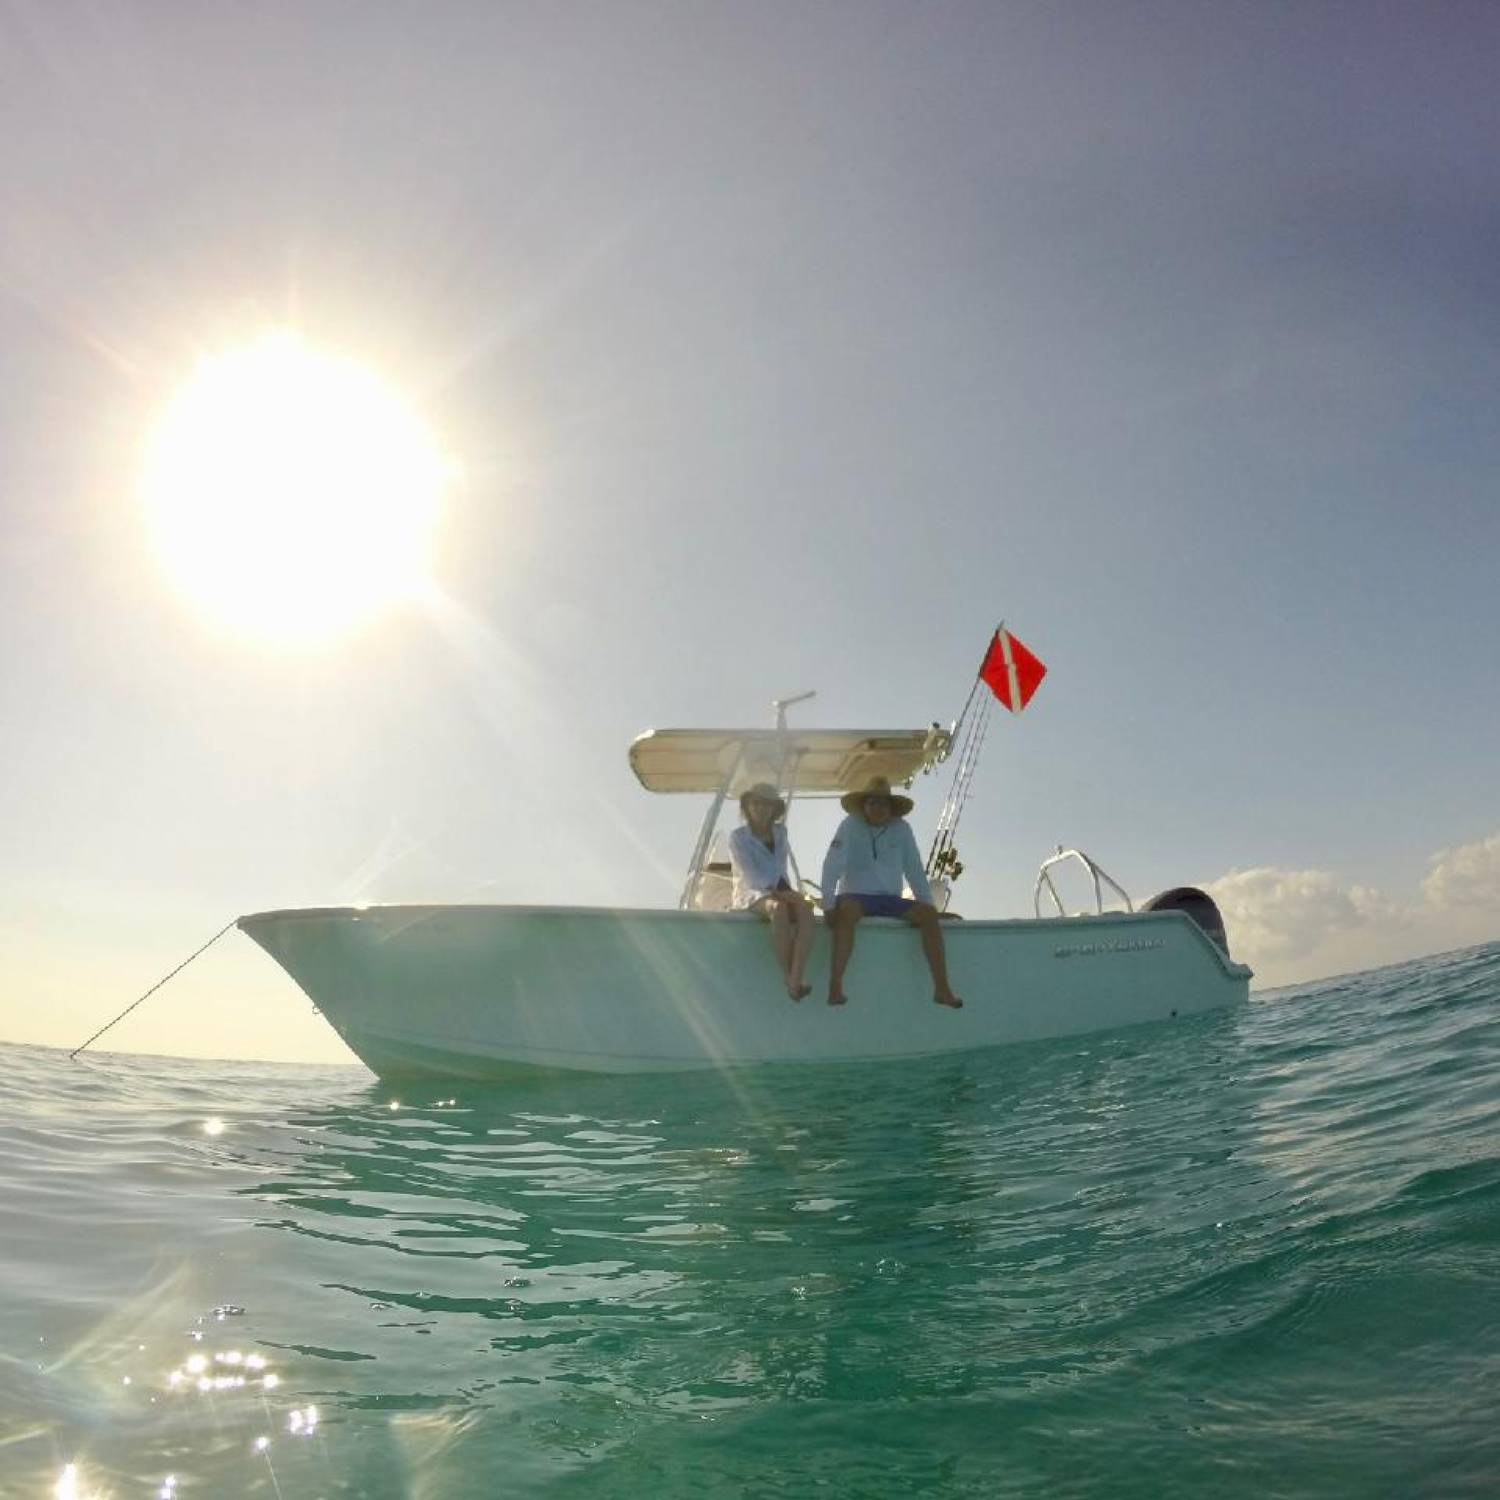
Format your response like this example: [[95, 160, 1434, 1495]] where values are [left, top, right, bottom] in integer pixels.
[[237, 903, 1251, 979]]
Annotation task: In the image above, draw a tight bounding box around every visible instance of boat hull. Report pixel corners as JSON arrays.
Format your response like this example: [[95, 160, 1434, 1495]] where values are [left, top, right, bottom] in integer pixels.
[[238, 905, 1251, 1079]]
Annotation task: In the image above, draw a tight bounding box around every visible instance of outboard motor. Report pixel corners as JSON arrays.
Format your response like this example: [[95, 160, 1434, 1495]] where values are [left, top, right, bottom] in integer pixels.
[[1140, 886, 1231, 957]]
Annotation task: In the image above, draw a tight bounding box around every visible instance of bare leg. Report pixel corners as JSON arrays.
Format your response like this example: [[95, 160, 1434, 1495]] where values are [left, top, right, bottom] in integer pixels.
[[787, 900, 814, 999], [828, 898, 862, 1005], [905, 903, 962, 1008], [768, 899, 794, 982]]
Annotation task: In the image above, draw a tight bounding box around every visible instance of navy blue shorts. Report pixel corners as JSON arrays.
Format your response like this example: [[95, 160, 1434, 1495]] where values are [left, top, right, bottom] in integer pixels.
[[840, 893, 917, 919]]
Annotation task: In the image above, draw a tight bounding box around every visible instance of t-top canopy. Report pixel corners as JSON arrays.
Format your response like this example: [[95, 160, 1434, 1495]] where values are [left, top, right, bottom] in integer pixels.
[[629, 726, 952, 796]]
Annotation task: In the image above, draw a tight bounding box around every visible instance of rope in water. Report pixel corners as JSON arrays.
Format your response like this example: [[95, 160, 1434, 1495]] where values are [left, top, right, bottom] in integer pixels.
[[68, 918, 238, 1060]]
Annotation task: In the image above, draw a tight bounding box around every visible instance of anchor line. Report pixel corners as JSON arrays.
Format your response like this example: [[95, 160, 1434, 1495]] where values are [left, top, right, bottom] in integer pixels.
[[68, 918, 238, 1060]]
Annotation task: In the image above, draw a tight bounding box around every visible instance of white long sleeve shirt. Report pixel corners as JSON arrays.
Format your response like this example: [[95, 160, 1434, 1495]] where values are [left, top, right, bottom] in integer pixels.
[[727, 823, 793, 910], [820, 814, 934, 909]]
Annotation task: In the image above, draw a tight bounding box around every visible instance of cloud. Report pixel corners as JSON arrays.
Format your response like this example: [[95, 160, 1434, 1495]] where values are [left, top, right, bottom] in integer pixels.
[[1421, 832, 1500, 911], [1207, 829, 1500, 987], [1206, 867, 1401, 965]]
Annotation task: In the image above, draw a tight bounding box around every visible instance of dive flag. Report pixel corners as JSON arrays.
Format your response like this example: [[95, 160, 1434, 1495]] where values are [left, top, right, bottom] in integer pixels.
[[979, 628, 1046, 712]]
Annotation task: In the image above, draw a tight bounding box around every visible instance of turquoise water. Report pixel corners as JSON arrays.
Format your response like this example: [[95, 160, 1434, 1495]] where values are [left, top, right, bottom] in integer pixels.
[[4, 944, 1499, 1497]]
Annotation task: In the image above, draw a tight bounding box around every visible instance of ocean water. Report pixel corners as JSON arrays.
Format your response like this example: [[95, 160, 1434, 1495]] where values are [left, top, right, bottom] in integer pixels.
[[4, 945, 1499, 1499]]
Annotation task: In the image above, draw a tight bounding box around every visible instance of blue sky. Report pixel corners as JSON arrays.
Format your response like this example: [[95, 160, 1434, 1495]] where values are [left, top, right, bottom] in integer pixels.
[[2, 1, 1497, 1061]]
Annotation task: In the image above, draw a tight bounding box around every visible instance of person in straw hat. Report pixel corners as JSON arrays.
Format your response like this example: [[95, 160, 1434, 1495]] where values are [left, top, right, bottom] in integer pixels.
[[727, 782, 816, 1001], [819, 776, 962, 1010]]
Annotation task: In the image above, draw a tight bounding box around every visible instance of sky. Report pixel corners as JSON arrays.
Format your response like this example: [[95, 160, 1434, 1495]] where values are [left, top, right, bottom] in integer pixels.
[[2, 0, 1497, 1064]]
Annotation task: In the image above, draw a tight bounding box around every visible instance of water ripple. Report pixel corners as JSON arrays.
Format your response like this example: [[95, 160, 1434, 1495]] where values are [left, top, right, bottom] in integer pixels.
[[2, 942, 1498, 1496]]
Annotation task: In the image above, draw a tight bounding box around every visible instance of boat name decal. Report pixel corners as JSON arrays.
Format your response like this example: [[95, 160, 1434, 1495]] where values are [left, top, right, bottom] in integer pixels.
[[1053, 937, 1167, 958]]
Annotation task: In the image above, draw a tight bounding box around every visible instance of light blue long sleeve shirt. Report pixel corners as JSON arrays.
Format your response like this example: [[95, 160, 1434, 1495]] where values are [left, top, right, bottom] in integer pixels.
[[820, 814, 934, 909]]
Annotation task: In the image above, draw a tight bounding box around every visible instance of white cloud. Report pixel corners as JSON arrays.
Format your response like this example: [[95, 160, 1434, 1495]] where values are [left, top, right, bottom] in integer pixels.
[[1422, 832, 1500, 911], [1206, 867, 1400, 966], [1207, 830, 1500, 989]]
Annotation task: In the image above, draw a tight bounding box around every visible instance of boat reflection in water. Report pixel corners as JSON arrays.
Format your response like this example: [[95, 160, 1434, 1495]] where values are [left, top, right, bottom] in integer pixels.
[[212, 1016, 1260, 1493]]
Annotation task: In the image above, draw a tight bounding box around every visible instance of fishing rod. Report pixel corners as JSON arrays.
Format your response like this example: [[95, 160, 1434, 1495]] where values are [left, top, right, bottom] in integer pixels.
[[925, 623, 1047, 891]]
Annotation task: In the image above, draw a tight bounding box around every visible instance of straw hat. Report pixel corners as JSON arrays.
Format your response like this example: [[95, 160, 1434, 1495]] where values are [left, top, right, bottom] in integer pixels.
[[840, 775, 913, 818], [739, 782, 786, 819]]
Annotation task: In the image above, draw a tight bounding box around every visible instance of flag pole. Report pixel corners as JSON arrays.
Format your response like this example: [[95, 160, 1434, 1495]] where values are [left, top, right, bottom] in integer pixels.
[[998, 624, 1023, 719]]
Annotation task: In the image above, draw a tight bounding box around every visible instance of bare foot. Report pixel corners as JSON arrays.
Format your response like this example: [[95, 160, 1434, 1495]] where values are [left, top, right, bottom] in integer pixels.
[[787, 982, 811, 1002], [934, 993, 963, 1009], [827, 991, 848, 1006]]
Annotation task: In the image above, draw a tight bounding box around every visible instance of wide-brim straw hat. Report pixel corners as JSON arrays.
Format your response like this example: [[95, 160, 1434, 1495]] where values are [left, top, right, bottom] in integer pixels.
[[840, 775, 914, 818], [739, 782, 787, 819]]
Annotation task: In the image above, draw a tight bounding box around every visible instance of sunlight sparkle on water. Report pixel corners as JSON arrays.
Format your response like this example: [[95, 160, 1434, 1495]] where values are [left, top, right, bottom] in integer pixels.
[[53, 1464, 100, 1500], [288, 1405, 319, 1435], [167, 1344, 279, 1398]]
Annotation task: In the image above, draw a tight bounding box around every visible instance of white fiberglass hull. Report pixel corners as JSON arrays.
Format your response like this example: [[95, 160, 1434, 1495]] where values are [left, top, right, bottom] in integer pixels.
[[238, 905, 1251, 1079]]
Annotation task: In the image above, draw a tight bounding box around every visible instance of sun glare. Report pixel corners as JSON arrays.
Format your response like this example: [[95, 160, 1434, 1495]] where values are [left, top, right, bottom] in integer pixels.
[[143, 332, 447, 642]]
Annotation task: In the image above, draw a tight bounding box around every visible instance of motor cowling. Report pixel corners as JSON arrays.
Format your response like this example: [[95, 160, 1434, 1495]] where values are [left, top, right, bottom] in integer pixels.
[[1140, 886, 1230, 956]]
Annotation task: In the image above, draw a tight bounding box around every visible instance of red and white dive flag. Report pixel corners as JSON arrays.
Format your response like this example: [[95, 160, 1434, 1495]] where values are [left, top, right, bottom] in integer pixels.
[[978, 627, 1046, 713]]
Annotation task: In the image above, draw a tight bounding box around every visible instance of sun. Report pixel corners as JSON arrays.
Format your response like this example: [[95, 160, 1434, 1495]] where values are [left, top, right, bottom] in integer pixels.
[[142, 332, 448, 642]]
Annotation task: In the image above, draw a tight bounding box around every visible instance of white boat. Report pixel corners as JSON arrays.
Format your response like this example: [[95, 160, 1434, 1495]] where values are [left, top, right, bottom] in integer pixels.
[[238, 714, 1251, 1079]]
